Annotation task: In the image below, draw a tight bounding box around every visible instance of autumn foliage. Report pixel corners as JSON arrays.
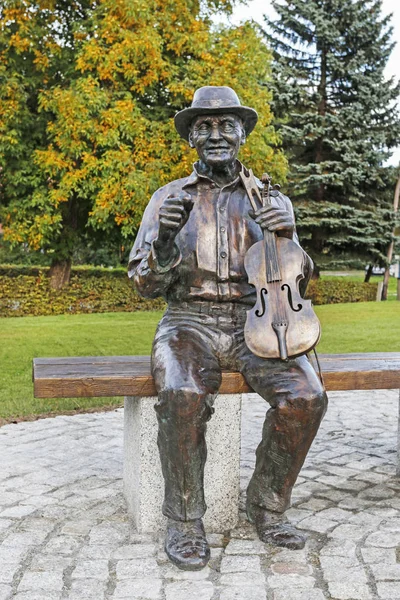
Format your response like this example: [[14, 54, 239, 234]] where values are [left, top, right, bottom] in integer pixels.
[[1, 0, 286, 284]]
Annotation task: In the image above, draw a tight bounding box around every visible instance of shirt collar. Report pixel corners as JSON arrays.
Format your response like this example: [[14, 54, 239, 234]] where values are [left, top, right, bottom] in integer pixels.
[[183, 160, 262, 191]]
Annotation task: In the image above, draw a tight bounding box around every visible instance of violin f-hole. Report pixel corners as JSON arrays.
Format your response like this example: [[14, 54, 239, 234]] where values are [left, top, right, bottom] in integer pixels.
[[281, 284, 302, 312], [255, 288, 268, 317]]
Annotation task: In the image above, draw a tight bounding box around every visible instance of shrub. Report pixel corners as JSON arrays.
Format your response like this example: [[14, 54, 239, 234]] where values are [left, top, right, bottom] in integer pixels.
[[0, 265, 165, 317], [0, 265, 378, 317], [306, 279, 377, 305]]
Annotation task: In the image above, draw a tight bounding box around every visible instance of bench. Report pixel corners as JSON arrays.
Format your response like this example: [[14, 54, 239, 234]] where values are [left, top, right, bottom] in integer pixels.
[[33, 352, 400, 533]]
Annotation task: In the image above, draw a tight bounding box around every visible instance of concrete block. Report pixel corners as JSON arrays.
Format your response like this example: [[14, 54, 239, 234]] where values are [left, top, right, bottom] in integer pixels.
[[123, 394, 242, 533]]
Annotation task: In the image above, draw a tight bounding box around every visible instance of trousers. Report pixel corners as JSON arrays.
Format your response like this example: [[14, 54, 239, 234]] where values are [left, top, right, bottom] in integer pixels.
[[151, 301, 328, 522]]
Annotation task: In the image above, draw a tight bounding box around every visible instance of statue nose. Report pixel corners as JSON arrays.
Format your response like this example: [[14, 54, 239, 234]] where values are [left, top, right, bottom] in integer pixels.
[[209, 125, 222, 140]]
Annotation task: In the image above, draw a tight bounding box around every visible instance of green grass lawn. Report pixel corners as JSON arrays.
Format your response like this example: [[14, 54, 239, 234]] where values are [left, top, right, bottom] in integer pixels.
[[1, 296, 399, 423]]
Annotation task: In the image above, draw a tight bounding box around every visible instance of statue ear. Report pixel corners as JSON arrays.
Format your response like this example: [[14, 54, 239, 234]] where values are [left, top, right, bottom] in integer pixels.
[[240, 122, 246, 145], [188, 131, 195, 148]]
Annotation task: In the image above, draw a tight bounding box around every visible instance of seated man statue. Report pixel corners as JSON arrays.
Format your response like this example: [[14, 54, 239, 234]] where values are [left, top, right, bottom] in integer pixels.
[[128, 86, 327, 571]]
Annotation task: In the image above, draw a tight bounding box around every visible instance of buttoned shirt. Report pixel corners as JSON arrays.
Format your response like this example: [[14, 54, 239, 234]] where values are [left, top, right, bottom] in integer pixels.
[[129, 162, 308, 304]]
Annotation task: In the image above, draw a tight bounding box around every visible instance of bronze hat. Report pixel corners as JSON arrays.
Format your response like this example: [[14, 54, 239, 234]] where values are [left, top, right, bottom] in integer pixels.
[[174, 86, 258, 141]]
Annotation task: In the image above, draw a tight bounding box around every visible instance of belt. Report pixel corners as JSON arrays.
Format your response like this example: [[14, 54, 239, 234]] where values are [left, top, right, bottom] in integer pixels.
[[168, 300, 249, 316]]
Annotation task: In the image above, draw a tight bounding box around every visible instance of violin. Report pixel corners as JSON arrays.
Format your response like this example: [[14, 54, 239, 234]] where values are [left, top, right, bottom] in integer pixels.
[[239, 167, 320, 360]]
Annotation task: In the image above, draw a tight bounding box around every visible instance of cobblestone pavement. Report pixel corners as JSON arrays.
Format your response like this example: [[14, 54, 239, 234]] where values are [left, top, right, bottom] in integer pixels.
[[0, 389, 399, 600]]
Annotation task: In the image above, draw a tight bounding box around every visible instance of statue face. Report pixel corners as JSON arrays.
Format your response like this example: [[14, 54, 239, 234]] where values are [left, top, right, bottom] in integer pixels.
[[189, 114, 245, 168]]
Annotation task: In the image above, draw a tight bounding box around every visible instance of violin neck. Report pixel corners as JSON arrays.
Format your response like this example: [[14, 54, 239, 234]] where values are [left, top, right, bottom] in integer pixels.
[[262, 176, 281, 283]]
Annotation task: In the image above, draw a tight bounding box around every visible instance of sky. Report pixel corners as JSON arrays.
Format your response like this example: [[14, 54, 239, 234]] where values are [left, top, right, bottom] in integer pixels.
[[224, 0, 400, 165]]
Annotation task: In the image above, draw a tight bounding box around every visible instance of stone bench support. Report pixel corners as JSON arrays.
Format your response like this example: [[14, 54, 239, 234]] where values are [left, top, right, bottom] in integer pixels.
[[123, 394, 242, 533]]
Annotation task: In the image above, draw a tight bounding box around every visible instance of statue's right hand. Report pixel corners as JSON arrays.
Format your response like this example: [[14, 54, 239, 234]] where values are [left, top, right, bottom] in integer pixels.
[[156, 193, 194, 246]]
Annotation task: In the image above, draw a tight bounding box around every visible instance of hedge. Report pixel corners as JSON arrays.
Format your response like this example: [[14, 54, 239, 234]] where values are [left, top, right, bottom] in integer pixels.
[[0, 265, 165, 317], [0, 265, 377, 318], [306, 279, 378, 305]]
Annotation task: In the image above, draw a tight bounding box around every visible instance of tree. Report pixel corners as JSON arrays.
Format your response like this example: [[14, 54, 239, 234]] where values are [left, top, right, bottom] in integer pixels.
[[0, 0, 95, 287], [263, 0, 400, 272], [2, 0, 287, 287]]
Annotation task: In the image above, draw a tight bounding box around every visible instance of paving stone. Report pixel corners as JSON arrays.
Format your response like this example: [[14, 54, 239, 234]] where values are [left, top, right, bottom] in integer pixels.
[[220, 555, 261, 573], [88, 523, 127, 546], [112, 543, 157, 559], [270, 548, 309, 564], [297, 498, 331, 511], [30, 554, 71, 572], [0, 505, 37, 518], [348, 512, 383, 528], [328, 580, 372, 599], [78, 544, 115, 559], [379, 516, 400, 531], [320, 554, 360, 574], [0, 520, 14, 534], [113, 577, 162, 599], [72, 559, 109, 579], [13, 593, 62, 600], [165, 581, 214, 600], [220, 572, 266, 586], [18, 571, 64, 592], [163, 564, 211, 580], [267, 574, 315, 589], [0, 547, 28, 563], [338, 497, 373, 511], [271, 562, 312, 576], [297, 515, 337, 533], [0, 585, 12, 600], [272, 590, 326, 600], [317, 507, 353, 522], [224, 539, 267, 555], [43, 534, 82, 555], [285, 508, 313, 523], [61, 520, 93, 536], [219, 586, 266, 600], [361, 547, 397, 564], [68, 578, 107, 599], [116, 558, 159, 578], [376, 581, 400, 599], [1, 531, 48, 547], [370, 563, 400, 580], [320, 539, 357, 557], [365, 531, 400, 547], [0, 564, 19, 584], [328, 523, 374, 540], [359, 486, 396, 500]]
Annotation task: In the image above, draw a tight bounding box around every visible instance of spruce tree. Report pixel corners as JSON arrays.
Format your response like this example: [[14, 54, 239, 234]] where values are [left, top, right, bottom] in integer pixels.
[[263, 0, 400, 272]]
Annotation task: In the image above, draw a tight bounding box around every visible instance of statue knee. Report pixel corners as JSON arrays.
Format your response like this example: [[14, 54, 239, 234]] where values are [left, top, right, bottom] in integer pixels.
[[156, 387, 211, 423], [300, 390, 328, 424], [279, 389, 328, 424]]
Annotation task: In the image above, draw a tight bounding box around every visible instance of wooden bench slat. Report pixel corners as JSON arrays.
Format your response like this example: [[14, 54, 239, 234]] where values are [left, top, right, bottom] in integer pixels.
[[33, 354, 400, 398]]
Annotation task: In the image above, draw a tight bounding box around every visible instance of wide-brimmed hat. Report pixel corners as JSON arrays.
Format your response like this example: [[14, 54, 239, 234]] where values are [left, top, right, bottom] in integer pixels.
[[174, 86, 258, 141]]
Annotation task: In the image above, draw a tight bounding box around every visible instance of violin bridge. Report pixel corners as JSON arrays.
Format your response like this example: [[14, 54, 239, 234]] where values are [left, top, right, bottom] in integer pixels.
[[272, 321, 289, 361]]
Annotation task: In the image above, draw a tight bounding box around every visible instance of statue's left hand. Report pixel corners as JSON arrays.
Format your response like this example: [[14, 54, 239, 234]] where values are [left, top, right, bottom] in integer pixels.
[[249, 205, 294, 239]]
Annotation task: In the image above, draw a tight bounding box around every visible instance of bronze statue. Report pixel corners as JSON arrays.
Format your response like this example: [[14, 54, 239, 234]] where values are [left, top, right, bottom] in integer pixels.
[[129, 86, 327, 571]]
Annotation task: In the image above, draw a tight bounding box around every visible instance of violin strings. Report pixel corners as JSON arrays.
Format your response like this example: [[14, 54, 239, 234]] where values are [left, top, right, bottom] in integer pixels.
[[263, 175, 286, 325]]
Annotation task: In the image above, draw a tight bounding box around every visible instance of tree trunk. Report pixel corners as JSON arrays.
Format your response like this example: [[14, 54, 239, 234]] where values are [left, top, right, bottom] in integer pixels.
[[364, 264, 373, 282], [311, 264, 321, 280], [49, 258, 72, 290], [381, 170, 400, 300]]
